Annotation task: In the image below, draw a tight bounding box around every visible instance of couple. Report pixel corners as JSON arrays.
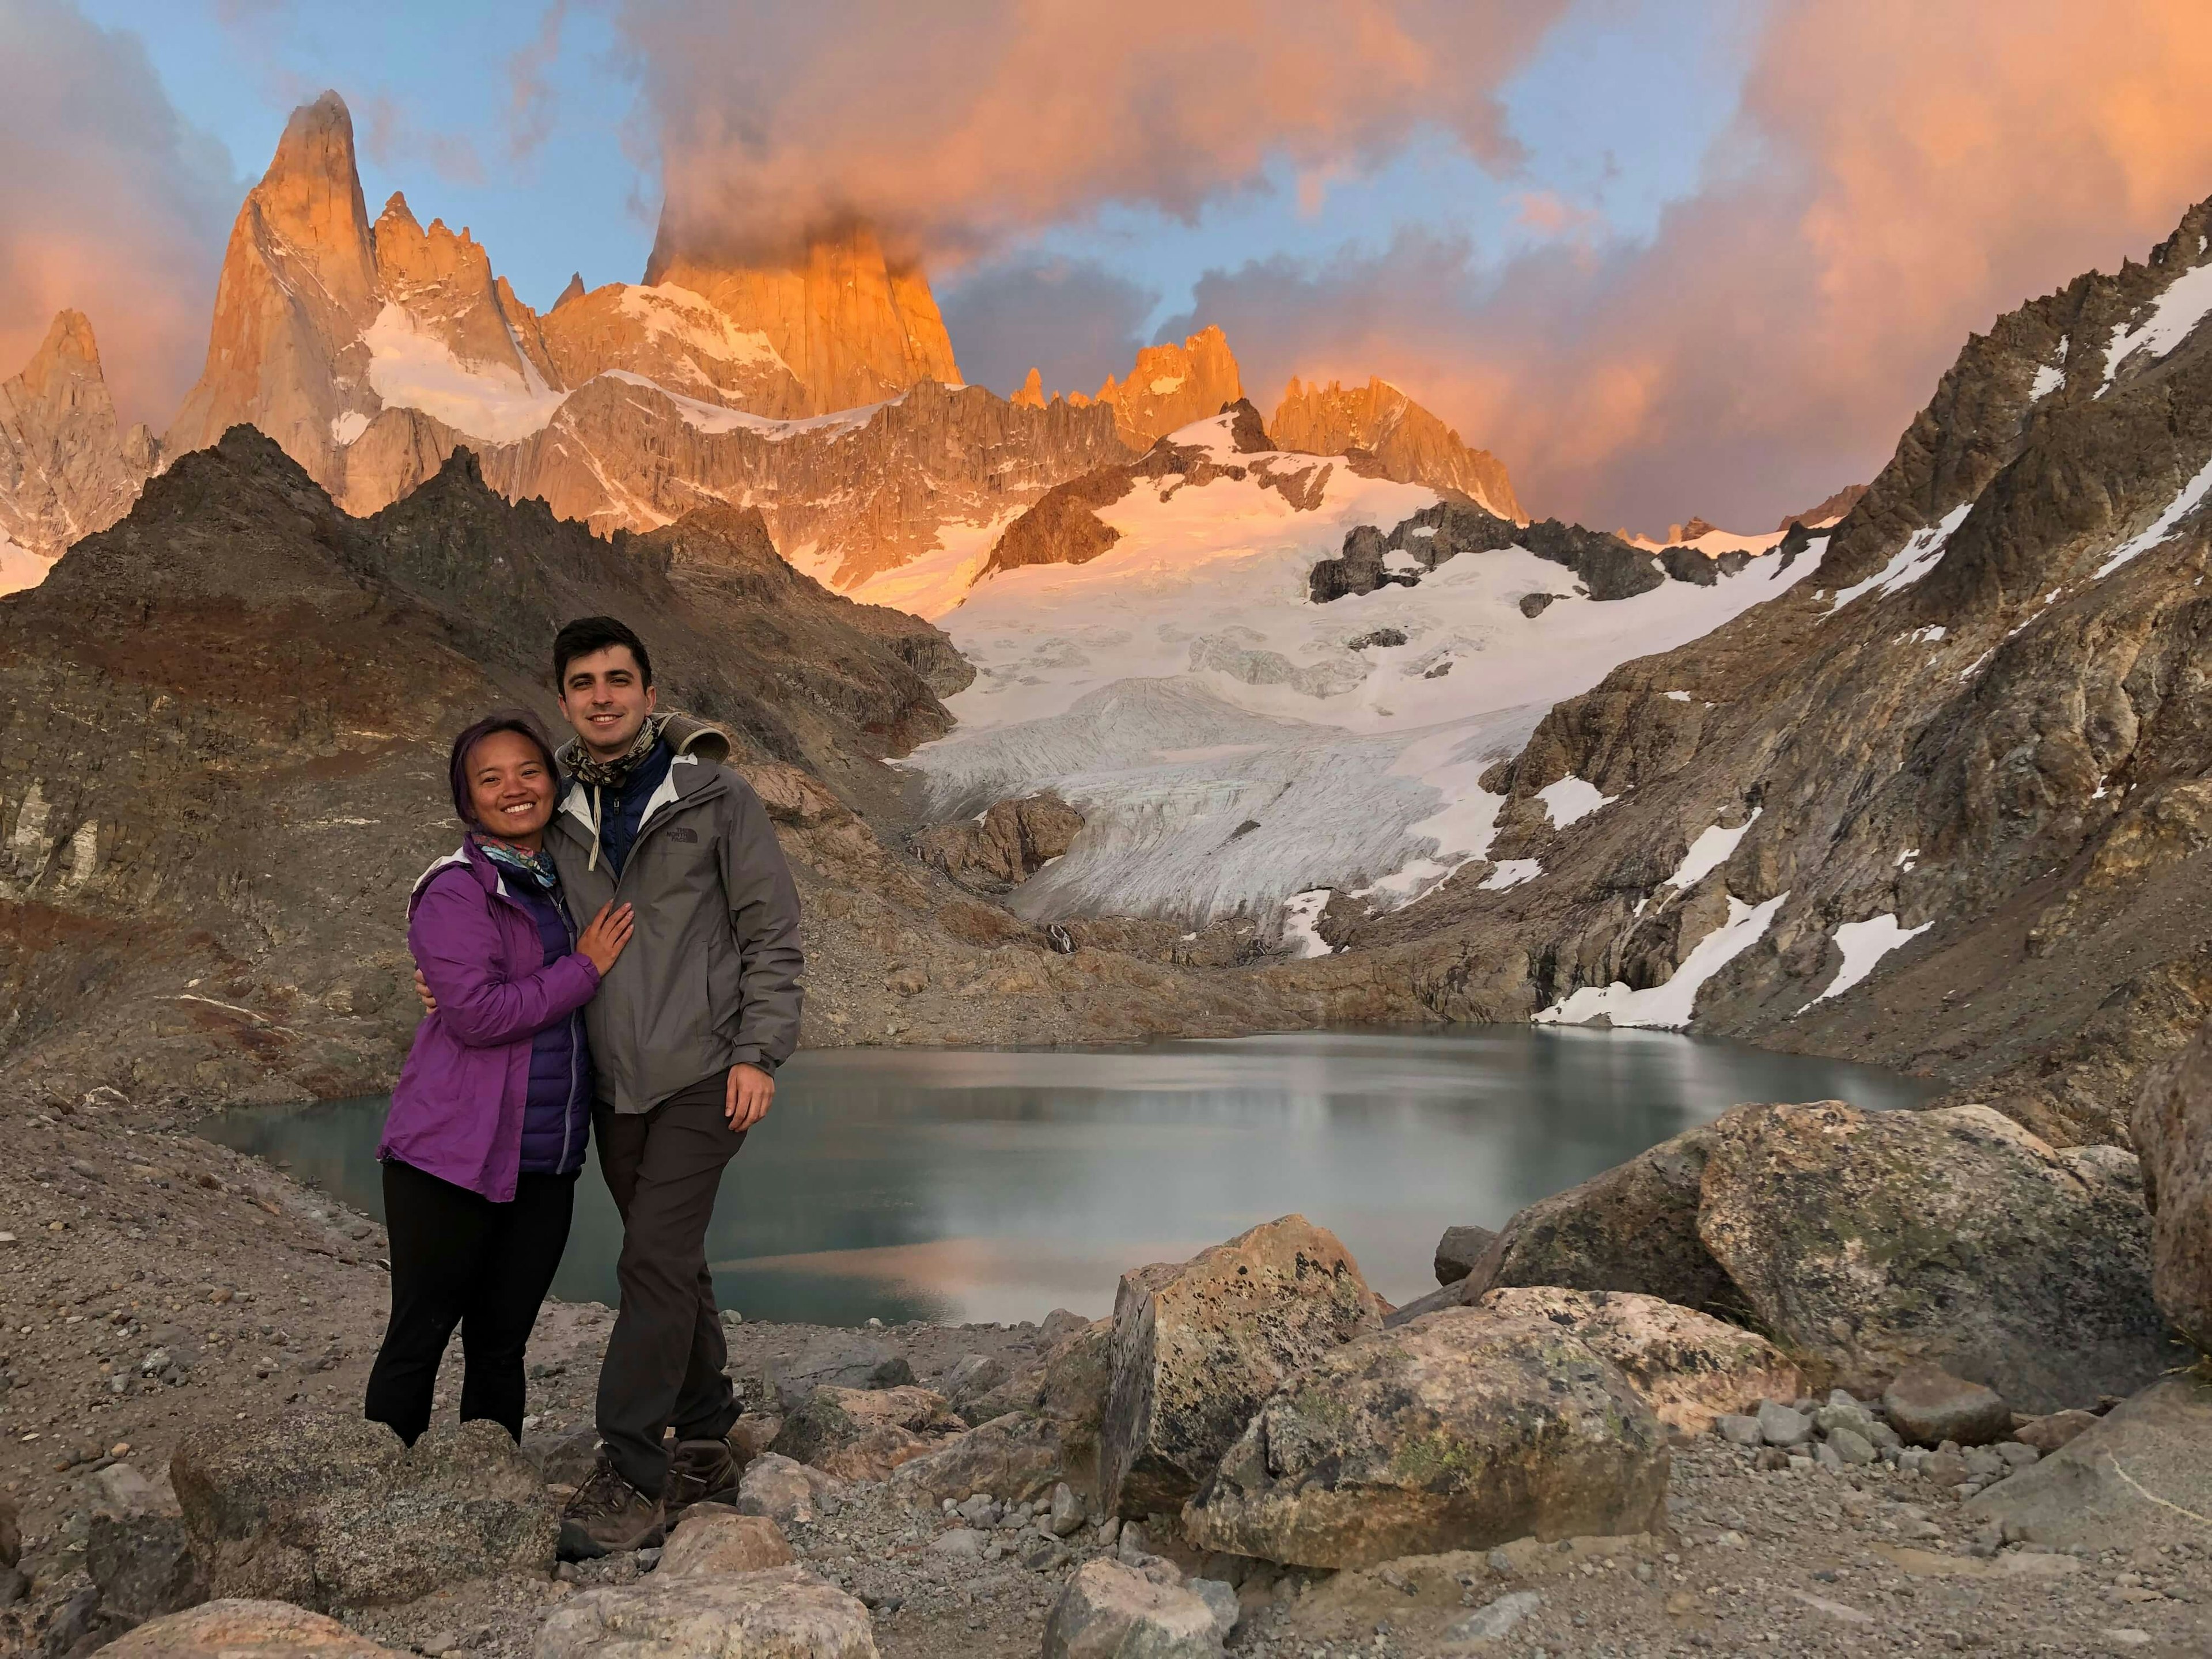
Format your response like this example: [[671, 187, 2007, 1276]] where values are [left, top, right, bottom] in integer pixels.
[[361, 615, 803, 1560]]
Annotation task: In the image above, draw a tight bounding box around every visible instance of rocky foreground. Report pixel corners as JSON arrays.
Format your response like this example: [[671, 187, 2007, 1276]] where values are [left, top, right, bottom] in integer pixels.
[[8, 1066, 2212, 1657]]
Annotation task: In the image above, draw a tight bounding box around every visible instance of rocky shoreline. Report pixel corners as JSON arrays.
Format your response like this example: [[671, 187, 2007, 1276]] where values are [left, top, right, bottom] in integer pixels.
[[6, 1069, 2210, 1657]]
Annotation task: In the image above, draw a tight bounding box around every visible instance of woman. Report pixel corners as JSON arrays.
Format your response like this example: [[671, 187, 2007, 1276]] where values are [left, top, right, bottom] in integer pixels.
[[365, 712, 633, 1446]]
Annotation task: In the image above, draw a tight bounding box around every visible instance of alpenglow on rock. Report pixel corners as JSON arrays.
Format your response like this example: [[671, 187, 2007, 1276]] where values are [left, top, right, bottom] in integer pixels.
[[1100, 1215, 1381, 1517], [1272, 374, 1522, 521], [0, 310, 152, 565]]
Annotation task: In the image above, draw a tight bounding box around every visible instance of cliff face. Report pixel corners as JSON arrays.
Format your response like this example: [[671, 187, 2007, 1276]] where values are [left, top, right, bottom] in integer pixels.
[[1290, 194, 2212, 1147], [0, 311, 151, 565], [162, 91, 382, 493], [1088, 326, 1246, 449], [644, 222, 961, 416], [1272, 376, 1522, 521]]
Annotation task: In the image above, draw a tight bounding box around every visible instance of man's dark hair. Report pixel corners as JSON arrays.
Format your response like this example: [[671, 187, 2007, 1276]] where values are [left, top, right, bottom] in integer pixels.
[[448, 711, 560, 830], [554, 615, 653, 690]]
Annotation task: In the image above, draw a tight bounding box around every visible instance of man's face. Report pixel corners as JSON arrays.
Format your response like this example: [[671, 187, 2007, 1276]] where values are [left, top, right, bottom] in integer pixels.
[[558, 644, 657, 761]]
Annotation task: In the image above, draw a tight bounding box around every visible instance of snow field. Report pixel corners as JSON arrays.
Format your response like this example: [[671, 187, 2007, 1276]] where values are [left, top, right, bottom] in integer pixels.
[[1830, 503, 1972, 609], [2100, 260, 2212, 392], [2095, 453, 2212, 578], [0, 534, 53, 597], [362, 302, 566, 443], [1801, 912, 1933, 1010], [1536, 893, 1789, 1028]]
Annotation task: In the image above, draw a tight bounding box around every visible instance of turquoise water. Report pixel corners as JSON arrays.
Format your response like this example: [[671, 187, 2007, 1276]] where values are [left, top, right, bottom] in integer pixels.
[[202, 1027, 1937, 1326]]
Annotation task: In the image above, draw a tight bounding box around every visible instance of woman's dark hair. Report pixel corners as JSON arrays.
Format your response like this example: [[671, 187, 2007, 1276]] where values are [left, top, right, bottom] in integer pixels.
[[553, 615, 653, 690], [448, 712, 561, 830]]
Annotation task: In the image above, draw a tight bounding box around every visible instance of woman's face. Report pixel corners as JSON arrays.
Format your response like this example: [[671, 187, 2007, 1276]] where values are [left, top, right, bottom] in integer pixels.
[[467, 730, 555, 844]]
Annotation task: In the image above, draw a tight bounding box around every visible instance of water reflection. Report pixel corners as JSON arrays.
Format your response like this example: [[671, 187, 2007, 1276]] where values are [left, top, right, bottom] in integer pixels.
[[203, 1027, 1936, 1326]]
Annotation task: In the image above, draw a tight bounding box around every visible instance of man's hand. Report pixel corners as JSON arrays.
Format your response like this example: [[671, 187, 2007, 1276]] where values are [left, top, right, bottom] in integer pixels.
[[725, 1063, 775, 1131], [414, 968, 438, 1017]]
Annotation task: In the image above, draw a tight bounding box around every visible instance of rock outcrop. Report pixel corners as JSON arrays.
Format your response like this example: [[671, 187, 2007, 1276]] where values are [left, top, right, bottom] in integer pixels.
[[1101, 1216, 1381, 1517], [768, 1385, 961, 1481], [171, 1411, 554, 1610], [1965, 1372, 2212, 1552], [1272, 375, 1521, 520], [912, 794, 1085, 893], [0, 310, 151, 561], [104, 1599, 404, 1657], [1043, 1559, 1224, 1659], [1696, 1101, 2176, 1410], [1183, 1307, 1669, 1569], [1085, 327, 1245, 451], [537, 1564, 878, 1659], [2130, 1016, 2212, 1350]]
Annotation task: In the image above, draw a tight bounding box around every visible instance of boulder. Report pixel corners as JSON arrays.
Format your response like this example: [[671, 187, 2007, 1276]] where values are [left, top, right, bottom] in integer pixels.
[[88, 1510, 208, 1623], [1966, 1372, 2212, 1551], [2013, 1410, 2101, 1455], [1101, 1216, 1382, 1517], [1696, 1101, 2177, 1411], [1474, 1287, 1801, 1437], [103, 1597, 404, 1656], [2130, 1022, 2212, 1349], [536, 1563, 878, 1659], [1183, 1307, 1669, 1570], [173, 1410, 555, 1611], [1042, 1558, 1223, 1659], [769, 1336, 916, 1412], [1464, 1122, 1734, 1314], [768, 1386, 959, 1482], [734, 1454, 844, 1526], [888, 1412, 1067, 1506], [658, 1505, 796, 1577], [1434, 1226, 1496, 1286], [1880, 1366, 2013, 1448]]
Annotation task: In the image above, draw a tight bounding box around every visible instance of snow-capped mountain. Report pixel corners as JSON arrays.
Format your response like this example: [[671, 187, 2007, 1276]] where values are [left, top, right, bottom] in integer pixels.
[[895, 404, 1816, 921], [0, 310, 154, 589]]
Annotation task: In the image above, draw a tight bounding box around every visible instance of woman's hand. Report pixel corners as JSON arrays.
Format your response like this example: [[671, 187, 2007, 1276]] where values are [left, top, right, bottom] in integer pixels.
[[577, 902, 635, 976]]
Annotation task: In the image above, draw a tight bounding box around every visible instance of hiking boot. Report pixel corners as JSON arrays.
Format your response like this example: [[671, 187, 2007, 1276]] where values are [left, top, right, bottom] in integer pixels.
[[559, 1457, 665, 1560], [664, 1435, 743, 1515]]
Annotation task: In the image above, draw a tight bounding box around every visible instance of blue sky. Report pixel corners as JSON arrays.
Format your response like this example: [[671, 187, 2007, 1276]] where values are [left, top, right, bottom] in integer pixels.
[[80, 0, 1760, 384]]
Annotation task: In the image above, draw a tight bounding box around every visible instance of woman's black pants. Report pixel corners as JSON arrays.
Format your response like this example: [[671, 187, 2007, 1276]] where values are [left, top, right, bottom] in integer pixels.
[[364, 1157, 575, 1445]]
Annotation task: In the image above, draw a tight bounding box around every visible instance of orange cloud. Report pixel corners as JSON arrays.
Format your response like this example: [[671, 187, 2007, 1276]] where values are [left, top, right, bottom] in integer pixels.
[[617, 0, 1568, 265], [0, 2, 237, 425], [1181, 0, 2212, 532]]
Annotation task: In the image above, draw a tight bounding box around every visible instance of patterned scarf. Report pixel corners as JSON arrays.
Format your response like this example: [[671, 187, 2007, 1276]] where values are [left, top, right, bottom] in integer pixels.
[[478, 836, 561, 895], [558, 711, 672, 793]]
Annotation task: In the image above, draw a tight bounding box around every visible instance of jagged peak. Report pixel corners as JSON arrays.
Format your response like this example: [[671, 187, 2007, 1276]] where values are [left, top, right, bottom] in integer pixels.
[[376, 191, 421, 236], [28, 309, 101, 372], [555, 272, 586, 310], [264, 89, 359, 191]]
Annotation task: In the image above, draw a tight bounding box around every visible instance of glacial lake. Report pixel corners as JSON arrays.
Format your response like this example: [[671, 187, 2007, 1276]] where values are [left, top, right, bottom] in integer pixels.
[[203, 1028, 1937, 1327]]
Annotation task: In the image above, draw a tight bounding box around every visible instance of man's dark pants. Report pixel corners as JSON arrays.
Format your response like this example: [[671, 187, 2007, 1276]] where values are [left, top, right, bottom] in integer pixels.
[[593, 1073, 748, 1496]]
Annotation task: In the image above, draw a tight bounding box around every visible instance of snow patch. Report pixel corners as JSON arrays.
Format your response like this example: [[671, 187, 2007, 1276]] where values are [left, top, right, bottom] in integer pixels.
[[1903, 625, 1947, 644], [363, 302, 567, 441], [1805, 913, 1932, 1007], [598, 370, 880, 442], [2030, 362, 2065, 402], [1665, 808, 1759, 889], [616, 283, 787, 369], [1280, 889, 1334, 957], [329, 410, 370, 446], [2094, 454, 2212, 578], [1663, 690, 1691, 702], [1536, 775, 1616, 828], [2101, 261, 2212, 391], [1479, 859, 1543, 891], [1831, 503, 1973, 609], [1537, 893, 1788, 1028], [1147, 374, 1186, 396]]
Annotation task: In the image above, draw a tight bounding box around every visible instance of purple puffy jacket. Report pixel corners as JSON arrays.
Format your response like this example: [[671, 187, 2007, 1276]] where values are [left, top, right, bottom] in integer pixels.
[[379, 837, 601, 1202]]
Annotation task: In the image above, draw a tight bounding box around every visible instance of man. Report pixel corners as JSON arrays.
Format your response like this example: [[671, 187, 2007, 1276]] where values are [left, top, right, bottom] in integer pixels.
[[536, 615, 802, 1556]]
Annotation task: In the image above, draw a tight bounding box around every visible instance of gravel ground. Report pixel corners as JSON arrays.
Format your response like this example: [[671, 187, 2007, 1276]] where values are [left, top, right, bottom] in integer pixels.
[[2, 1100, 2207, 1657]]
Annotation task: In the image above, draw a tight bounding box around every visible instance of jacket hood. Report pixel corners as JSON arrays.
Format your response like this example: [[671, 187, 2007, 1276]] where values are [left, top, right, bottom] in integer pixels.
[[407, 837, 491, 919]]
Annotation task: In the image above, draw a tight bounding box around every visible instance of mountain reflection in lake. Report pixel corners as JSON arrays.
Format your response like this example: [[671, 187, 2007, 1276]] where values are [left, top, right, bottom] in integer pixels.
[[203, 1027, 1937, 1326]]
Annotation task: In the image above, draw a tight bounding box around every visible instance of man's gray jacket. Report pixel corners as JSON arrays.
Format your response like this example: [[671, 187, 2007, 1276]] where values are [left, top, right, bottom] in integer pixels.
[[545, 715, 804, 1113]]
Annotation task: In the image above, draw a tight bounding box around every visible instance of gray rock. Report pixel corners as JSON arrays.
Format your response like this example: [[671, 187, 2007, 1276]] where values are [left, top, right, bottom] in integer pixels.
[[2014, 1409, 2100, 1453], [1968, 1373, 2212, 1551], [1381, 1281, 1467, 1329], [1814, 1441, 1844, 1471], [1184, 1306, 1668, 1570], [1101, 1216, 1381, 1517], [1043, 1559, 1222, 1659], [930, 1527, 987, 1560], [1881, 1366, 2014, 1448], [1050, 1482, 1085, 1537], [89, 1510, 208, 1624], [768, 1385, 956, 1482], [770, 1335, 917, 1412], [1188, 1578, 1239, 1639], [1756, 1402, 1812, 1447], [1434, 1225, 1497, 1286], [957, 1493, 999, 1527], [536, 1429, 601, 1488], [89, 1461, 166, 1517], [1827, 1427, 1876, 1466], [537, 1564, 876, 1659], [1962, 1445, 2008, 1480], [1715, 1414, 1761, 1447], [172, 1410, 554, 1612], [735, 1453, 843, 1527], [1813, 1402, 1876, 1441], [945, 1354, 1009, 1406], [1698, 1102, 2179, 1410], [1446, 1590, 1542, 1642], [1995, 1441, 2040, 1469], [1463, 1123, 1733, 1313], [1117, 1522, 1151, 1563]]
